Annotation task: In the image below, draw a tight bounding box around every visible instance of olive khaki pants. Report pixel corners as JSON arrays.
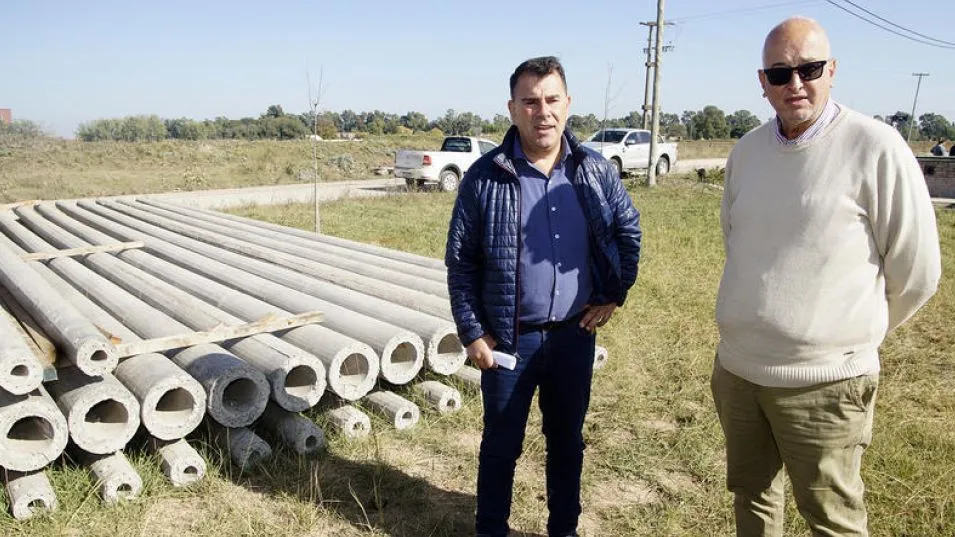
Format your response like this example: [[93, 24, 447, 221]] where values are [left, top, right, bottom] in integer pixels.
[[711, 360, 878, 537]]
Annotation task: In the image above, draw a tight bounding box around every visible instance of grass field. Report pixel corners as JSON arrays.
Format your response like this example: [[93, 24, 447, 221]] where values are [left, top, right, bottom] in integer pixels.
[[2, 131, 941, 205], [0, 133, 743, 204], [2, 175, 951, 536]]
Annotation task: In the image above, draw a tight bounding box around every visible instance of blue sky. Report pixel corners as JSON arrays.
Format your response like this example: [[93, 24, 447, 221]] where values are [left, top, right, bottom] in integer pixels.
[[2, 0, 952, 138]]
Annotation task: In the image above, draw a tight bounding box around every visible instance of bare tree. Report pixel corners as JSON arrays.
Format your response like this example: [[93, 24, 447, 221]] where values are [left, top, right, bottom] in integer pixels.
[[306, 68, 325, 233]]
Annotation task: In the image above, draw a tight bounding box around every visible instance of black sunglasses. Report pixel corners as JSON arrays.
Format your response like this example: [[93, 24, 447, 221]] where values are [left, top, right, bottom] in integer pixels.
[[762, 60, 828, 86]]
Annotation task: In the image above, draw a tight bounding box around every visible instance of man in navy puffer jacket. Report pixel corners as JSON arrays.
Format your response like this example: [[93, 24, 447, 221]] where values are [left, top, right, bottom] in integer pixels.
[[445, 56, 641, 537]]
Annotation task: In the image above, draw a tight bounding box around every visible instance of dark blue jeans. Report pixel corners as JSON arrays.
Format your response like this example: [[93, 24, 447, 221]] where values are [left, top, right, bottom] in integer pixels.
[[476, 321, 596, 537]]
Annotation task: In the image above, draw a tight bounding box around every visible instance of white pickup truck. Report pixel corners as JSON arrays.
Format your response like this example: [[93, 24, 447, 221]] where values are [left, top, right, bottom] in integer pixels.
[[581, 128, 678, 177], [394, 136, 497, 192]]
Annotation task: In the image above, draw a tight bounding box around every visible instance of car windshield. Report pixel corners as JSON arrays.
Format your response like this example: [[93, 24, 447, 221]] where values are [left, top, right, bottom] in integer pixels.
[[587, 130, 627, 143], [440, 138, 472, 152]]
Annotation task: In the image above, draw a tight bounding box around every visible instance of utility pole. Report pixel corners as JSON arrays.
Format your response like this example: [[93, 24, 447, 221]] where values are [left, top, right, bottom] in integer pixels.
[[640, 22, 655, 130], [639, 21, 674, 129], [907, 72, 928, 142], [647, 0, 666, 187]]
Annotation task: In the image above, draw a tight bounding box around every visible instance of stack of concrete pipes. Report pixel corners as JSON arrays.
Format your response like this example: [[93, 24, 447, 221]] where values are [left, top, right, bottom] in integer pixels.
[[0, 197, 609, 521]]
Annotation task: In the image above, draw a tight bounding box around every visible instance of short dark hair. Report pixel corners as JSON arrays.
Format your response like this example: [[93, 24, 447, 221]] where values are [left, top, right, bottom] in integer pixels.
[[509, 56, 567, 97]]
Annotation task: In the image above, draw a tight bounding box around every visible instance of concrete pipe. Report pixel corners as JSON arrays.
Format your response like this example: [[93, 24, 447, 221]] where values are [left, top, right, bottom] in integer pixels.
[[324, 405, 371, 439], [0, 385, 68, 472], [0, 310, 43, 396], [34, 203, 378, 402], [18, 246, 208, 439], [94, 200, 462, 378], [149, 201, 449, 274], [114, 353, 206, 440], [257, 402, 325, 455], [44, 367, 140, 455], [135, 199, 449, 296], [594, 345, 609, 371], [363, 391, 420, 431], [451, 365, 482, 392], [3, 470, 57, 520], [16, 205, 326, 411], [413, 380, 462, 414], [209, 425, 272, 470], [60, 201, 426, 386], [171, 344, 268, 427], [1, 212, 269, 428], [0, 223, 117, 376], [81, 450, 143, 504], [113, 200, 452, 320], [148, 437, 206, 487]]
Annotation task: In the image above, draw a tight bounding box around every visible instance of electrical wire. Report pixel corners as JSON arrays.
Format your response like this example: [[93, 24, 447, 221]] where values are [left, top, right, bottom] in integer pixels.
[[836, 0, 955, 47], [825, 0, 955, 49], [670, 1, 820, 23]]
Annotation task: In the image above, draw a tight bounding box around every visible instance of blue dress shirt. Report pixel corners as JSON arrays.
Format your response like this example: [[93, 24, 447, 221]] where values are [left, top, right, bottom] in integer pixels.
[[513, 136, 594, 324]]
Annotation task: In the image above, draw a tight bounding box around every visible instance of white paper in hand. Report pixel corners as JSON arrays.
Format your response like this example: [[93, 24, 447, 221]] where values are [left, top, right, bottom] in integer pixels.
[[492, 351, 517, 370]]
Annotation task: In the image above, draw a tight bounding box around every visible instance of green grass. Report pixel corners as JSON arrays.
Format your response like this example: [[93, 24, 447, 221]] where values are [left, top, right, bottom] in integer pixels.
[[4, 177, 950, 536]]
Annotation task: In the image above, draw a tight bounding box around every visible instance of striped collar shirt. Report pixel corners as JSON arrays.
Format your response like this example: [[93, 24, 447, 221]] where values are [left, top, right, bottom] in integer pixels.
[[774, 99, 840, 145]]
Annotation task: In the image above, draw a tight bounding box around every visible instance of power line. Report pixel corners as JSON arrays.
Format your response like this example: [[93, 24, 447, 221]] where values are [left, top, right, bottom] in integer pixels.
[[836, 0, 955, 47], [825, 1, 955, 49], [670, 1, 820, 23]]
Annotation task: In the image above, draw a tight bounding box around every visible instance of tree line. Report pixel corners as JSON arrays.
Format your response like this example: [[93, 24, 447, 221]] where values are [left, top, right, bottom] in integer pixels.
[[7, 104, 953, 143]]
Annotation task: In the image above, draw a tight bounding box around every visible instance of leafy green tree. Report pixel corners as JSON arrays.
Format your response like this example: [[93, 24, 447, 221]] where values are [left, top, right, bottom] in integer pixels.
[[1, 119, 48, 138], [165, 118, 209, 140], [659, 113, 685, 138], [680, 110, 698, 139], [919, 113, 955, 141], [400, 111, 429, 132], [493, 114, 511, 132], [433, 109, 457, 135], [339, 110, 359, 132], [625, 111, 642, 128], [456, 112, 483, 135], [264, 105, 285, 118], [568, 114, 600, 138], [315, 118, 338, 139], [78, 115, 166, 142], [886, 111, 913, 138], [727, 109, 761, 138], [691, 106, 730, 139]]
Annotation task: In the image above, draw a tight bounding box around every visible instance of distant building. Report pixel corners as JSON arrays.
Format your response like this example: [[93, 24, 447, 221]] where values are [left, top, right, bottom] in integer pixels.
[[0, 109, 10, 125]]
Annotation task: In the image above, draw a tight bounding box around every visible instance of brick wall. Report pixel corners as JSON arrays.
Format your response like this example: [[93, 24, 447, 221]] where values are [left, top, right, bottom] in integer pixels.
[[0, 109, 10, 125], [917, 156, 955, 199]]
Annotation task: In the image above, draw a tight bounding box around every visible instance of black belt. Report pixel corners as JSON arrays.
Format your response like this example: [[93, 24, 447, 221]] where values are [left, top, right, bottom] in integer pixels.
[[518, 311, 584, 334]]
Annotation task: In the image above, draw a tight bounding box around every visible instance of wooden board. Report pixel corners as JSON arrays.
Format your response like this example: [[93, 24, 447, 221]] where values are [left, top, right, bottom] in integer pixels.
[[114, 311, 324, 357], [20, 241, 145, 261], [0, 285, 58, 381]]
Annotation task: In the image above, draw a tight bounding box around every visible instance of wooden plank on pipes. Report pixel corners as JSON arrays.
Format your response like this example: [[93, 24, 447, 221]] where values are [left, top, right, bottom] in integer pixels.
[[20, 241, 146, 261], [0, 286, 58, 381], [114, 310, 324, 357]]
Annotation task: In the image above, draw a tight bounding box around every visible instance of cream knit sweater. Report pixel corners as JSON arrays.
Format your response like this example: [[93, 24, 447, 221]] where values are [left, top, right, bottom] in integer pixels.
[[716, 106, 941, 388]]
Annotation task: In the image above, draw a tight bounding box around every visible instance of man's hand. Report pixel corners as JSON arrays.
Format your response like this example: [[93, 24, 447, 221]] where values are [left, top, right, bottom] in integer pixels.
[[580, 304, 617, 332], [466, 334, 497, 370]]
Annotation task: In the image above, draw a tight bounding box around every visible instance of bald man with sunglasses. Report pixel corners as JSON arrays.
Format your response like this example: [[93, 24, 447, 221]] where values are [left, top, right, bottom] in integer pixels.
[[712, 17, 941, 536]]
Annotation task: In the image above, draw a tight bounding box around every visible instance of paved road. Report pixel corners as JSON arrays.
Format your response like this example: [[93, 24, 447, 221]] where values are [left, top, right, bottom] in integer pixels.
[[130, 178, 399, 210], [673, 158, 727, 173], [124, 158, 730, 210]]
